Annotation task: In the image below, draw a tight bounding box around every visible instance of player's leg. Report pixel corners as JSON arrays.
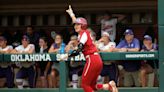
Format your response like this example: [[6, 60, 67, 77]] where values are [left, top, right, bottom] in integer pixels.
[[69, 66, 77, 88], [92, 56, 118, 92], [109, 63, 119, 84], [50, 68, 59, 88], [5, 66, 14, 88], [16, 67, 27, 89], [0, 67, 6, 87], [46, 68, 52, 88], [81, 55, 102, 92], [140, 63, 153, 87], [0, 67, 4, 77], [81, 54, 103, 92], [43, 67, 51, 88], [40, 69, 48, 88], [51, 62, 59, 88], [28, 66, 36, 88], [91, 68, 101, 91], [71, 65, 83, 88], [81, 57, 94, 92], [100, 64, 109, 84]]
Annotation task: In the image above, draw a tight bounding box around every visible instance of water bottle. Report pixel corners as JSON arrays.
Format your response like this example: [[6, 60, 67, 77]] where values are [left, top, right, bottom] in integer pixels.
[[60, 43, 65, 54], [59, 43, 66, 60]]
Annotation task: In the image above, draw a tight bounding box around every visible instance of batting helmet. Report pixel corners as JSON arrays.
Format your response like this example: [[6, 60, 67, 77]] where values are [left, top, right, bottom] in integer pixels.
[[75, 17, 88, 30]]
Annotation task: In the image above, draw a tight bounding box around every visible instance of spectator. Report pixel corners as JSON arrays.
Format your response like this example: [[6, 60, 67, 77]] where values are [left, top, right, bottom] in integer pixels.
[[113, 29, 141, 87], [0, 36, 14, 88], [65, 35, 84, 88], [140, 35, 158, 87], [99, 12, 125, 42], [0, 36, 13, 53], [144, 26, 157, 44], [90, 31, 97, 42], [48, 34, 65, 88], [36, 37, 52, 88], [25, 25, 40, 51], [89, 30, 101, 49], [89, 30, 98, 44], [97, 32, 118, 84], [49, 34, 63, 53], [11, 35, 36, 89]]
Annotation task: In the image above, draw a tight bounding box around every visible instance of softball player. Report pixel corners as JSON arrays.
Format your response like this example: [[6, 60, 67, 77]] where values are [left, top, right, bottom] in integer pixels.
[[66, 5, 118, 92], [12, 35, 36, 88], [0, 36, 14, 88]]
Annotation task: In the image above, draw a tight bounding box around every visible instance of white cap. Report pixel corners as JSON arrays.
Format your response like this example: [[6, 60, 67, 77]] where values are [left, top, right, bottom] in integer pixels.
[[102, 32, 110, 38]]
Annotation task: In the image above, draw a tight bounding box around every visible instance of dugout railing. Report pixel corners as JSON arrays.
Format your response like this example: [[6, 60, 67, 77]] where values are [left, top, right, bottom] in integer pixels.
[[0, 52, 159, 92]]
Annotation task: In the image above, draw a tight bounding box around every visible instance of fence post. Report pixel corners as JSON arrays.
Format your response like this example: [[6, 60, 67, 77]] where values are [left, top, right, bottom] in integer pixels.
[[59, 61, 67, 92], [158, 0, 164, 92]]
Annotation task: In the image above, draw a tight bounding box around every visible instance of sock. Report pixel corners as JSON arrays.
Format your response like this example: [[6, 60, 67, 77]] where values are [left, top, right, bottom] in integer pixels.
[[72, 74, 78, 89], [18, 85, 23, 89], [96, 84, 103, 90]]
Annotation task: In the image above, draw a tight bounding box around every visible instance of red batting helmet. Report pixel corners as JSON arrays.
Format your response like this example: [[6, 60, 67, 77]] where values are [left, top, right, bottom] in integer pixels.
[[75, 17, 88, 30]]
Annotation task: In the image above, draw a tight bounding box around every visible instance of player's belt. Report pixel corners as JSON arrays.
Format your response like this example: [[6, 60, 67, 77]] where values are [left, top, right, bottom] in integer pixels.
[[86, 52, 99, 58]]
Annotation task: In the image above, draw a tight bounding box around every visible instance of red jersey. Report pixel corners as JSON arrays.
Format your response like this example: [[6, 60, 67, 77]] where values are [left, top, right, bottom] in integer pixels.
[[78, 30, 98, 56]]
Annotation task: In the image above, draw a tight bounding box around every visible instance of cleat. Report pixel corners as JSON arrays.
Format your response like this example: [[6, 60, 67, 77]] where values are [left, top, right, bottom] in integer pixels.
[[109, 81, 118, 92]]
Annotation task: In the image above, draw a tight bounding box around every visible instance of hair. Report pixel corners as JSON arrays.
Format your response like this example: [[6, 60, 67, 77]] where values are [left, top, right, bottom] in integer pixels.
[[0, 35, 7, 41], [40, 36, 48, 43], [22, 35, 30, 42], [55, 34, 63, 40], [70, 35, 78, 40]]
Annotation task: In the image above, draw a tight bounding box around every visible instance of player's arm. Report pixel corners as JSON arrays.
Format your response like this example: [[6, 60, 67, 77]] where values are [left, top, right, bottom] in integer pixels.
[[112, 41, 127, 52], [127, 39, 140, 52], [112, 14, 126, 22], [69, 32, 88, 57], [127, 48, 140, 52], [48, 44, 59, 53], [23, 45, 35, 54], [6, 47, 13, 53], [100, 47, 115, 52], [10, 46, 20, 54], [0, 49, 12, 53], [11, 49, 22, 54], [66, 5, 77, 23], [65, 41, 74, 53], [112, 48, 120, 52], [114, 48, 139, 52]]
